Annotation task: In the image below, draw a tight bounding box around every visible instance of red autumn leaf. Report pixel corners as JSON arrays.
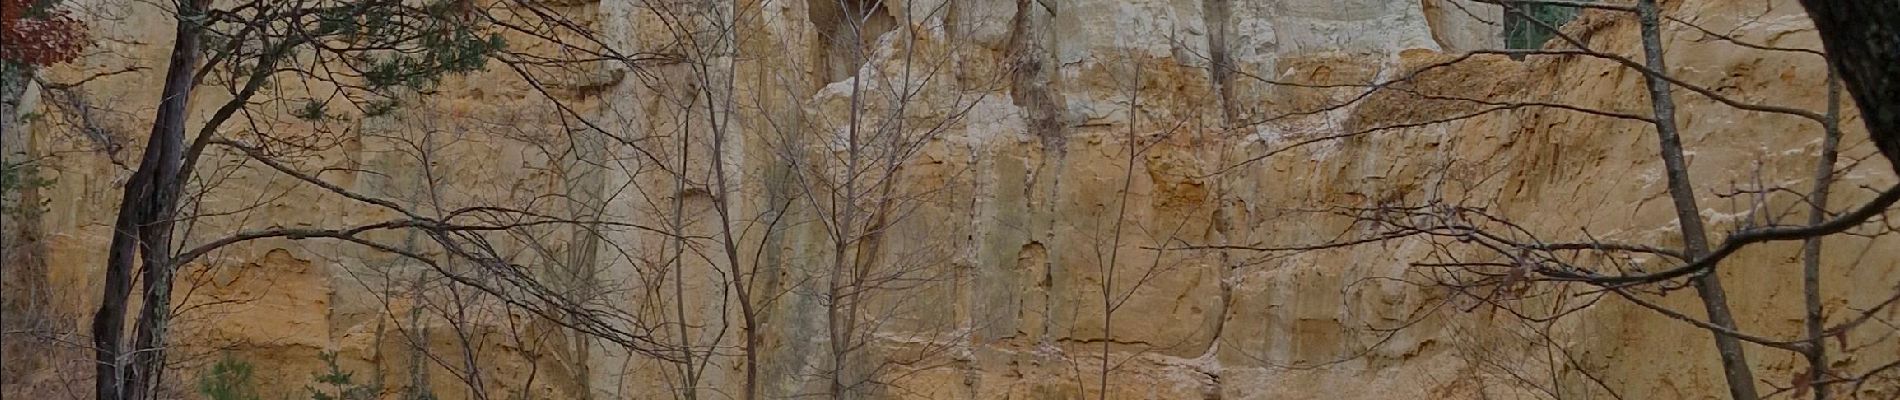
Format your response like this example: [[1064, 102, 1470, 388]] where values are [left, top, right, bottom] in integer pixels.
[[2, 0, 89, 66]]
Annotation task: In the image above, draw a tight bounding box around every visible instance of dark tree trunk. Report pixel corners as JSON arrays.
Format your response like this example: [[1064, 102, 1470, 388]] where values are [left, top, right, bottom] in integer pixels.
[[91, 160, 149, 400], [91, 1, 208, 398], [1798, 1, 1900, 175]]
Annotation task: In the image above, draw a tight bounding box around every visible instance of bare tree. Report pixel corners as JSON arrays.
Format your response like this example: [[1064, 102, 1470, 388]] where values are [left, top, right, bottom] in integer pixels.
[[1177, 1, 1900, 398], [780, 2, 982, 396], [46, 0, 693, 398], [19, 0, 1895, 399]]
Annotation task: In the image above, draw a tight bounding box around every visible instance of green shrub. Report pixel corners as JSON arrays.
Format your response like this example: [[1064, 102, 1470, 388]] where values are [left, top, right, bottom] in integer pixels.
[[306, 351, 378, 400], [198, 351, 437, 400], [0, 159, 51, 216], [197, 355, 262, 400]]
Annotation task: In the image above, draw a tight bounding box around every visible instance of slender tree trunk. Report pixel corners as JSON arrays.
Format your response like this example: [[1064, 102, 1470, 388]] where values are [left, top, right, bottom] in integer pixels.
[[1099, 62, 1142, 400], [838, 118, 900, 400], [707, 122, 757, 399], [828, 25, 870, 395], [93, 179, 145, 400], [1799, 67, 1844, 400], [668, 96, 698, 400], [93, 1, 209, 397], [695, 2, 757, 394], [1795, 1, 1900, 176], [1635, 2, 1757, 399], [828, 92, 860, 400]]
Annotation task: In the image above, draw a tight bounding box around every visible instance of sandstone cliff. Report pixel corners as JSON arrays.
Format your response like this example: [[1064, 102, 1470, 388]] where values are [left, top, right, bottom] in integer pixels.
[[3, 0, 1895, 399]]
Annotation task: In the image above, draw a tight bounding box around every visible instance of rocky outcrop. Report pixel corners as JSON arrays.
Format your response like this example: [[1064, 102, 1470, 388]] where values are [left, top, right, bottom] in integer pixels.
[[4, 0, 1894, 399]]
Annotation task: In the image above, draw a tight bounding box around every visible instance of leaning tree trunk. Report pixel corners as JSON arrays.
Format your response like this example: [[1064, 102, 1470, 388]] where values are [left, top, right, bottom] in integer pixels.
[[1797, 1, 1900, 175], [1634, 1, 1758, 399], [91, 1, 209, 398]]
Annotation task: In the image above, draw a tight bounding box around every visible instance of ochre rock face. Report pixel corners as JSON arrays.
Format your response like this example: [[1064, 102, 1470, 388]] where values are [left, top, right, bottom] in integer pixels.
[[4, 0, 1895, 399]]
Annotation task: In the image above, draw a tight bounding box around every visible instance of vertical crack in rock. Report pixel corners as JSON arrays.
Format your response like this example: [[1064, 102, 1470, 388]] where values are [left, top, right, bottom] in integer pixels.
[[1005, 0, 1064, 156], [1203, 0, 1238, 125], [1200, 0, 1238, 367], [1005, 0, 1065, 347]]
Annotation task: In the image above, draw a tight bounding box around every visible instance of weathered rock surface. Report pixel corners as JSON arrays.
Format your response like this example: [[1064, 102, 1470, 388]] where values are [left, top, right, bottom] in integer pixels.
[[4, 0, 1896, 399]]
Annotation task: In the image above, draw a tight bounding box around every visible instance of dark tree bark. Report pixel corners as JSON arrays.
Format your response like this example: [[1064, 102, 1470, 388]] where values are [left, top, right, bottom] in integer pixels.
[[1798, 1, 1900, 175], [90, 1, 209, 399]]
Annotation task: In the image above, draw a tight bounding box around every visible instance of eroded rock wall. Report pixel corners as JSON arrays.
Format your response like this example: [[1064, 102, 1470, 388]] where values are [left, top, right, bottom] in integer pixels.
[[5, 0, 1895, 399]]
